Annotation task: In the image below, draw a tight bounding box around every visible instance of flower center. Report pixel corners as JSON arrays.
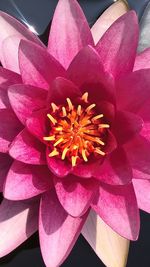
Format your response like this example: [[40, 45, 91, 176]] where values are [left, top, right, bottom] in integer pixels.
[[43, 92, 109, 167]]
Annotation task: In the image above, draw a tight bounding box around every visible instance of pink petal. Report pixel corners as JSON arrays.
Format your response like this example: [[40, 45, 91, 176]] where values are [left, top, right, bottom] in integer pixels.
[[133, 179, 150, 213], [54, 175, 99, 217], [0, 109, 23, 153], [48, 0, 94, 69], [0, 198, 39, 257], [96, 11, 138, 78], [4, 161, 53, 200], [91, 0, 129, 44], [73, 160, 103, 179], [39, 190, 88, 267], [19, 40, 66, 90], [116, 69, 150, 113], [67, 45, 114, 103], [8, 84, 47, 125], [0, 67, 22, 109], [9, 128, 46, 165], [134, 48, 150, 71], [112, 110, 143, 144], [0, 11, 43, 73], [92, 183, 140, 240], [0, 153, 12, 192], [93, 147, 132, 185], [48, 77, 81, 105]]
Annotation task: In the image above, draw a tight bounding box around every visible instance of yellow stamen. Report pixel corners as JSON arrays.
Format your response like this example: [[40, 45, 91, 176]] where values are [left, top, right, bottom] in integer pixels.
[[99, 124, 110, 129], [95, 148, 105, 156], [49, 149, 59, 157], [51, 103, 59, 113], [55, 127, 63, 131], [82, 92, 88, 103], [82, 149, 88, 162], [54, 137, 64, 147], [92, 114, 104, 121], [72, 156, 77, 167], [62, 107, 67, 117], [95, 138, 105, 146], [77, 105, 82, 116], [43, 136, 55, 141], [86, 104, 96, 113], [62, 147, 69, 160], [66, 98, 73, 111], [47, 114, 57, 125]]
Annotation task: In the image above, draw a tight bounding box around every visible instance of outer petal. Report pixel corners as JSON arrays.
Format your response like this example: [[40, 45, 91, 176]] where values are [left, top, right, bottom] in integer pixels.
[[4, 161, 53, 200], [19, 40, 66, 90], [133, 179, 150, 213], [116, 69, 150, 113], [92, 183, 140, 240], [91, 0, 129, 44], [82, 210, 129, 267], [96, 11, 139, 78], [0, 11, 43, 73], [134, 48, 150, 71], [0, 67, 22, 109], [0, 198, 38, 257], [54, 175, 99, 217], [0, 109, 22, 153], [9, 129, 46, 165], [39, 190, 88, 267], [0, 153, 12, 192], [48, 0, 94, 69], [8, 84, 47, 125]]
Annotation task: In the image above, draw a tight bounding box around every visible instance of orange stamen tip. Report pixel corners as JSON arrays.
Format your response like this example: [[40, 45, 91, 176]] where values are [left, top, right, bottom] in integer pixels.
[[54, 137, 64, 147], [43, 136, 55, 141], [62, 147, 69, 160], [72, 156, 77, 167], [82, 92, 88, 103], [99, 124, 110, 129], [66, 98, 73, 111], [51, 103, 59, 113], [47, 114, 57, 125], [82, 149, 88, 162], [62, 107, 67, 117], [86, 104, 96, 113], [49, 149, 59, 157], [95, 148, 105, 156], [95, 138, 105, 146], [92, 114, 104, 121], [77, 105, 82, 116]]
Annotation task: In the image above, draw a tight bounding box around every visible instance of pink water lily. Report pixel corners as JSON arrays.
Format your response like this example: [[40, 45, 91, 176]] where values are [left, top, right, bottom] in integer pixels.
[[0, 0, 150, 266]]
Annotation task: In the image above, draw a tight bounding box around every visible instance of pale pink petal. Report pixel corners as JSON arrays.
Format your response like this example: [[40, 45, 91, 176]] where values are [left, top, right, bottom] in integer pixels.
[[54, 175, 99, 217], [8, 84, 47, 125], [0, 153, 12, 192], [39, 190, 88, 267], [4, 161, 53, 200], [134, 48, 150, 71], [0, 67, 22, 109], [133, 179, 150, 213], [0, 198, 39, 257], [91, 0, 129, 44], [92, 183, 140, 240], [0, 109, 22, 153], [48, 0, 94, 69], [116, 69, 150, 113], [19, 40, 66, 90], [96, 11, 139, 78], [9, 129, 46, 165], [0, 11, 43, 73]]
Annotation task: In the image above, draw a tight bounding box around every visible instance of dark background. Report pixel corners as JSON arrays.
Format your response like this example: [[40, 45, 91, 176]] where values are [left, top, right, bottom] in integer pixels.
[[0, 0, 150, 266]]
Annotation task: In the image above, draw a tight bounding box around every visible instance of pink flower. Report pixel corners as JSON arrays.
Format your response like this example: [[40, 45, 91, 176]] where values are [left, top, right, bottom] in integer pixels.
[[0, 0, 150, 266]]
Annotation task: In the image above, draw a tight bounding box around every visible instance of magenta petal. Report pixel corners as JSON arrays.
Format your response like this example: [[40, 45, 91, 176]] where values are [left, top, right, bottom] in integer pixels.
[[96, 11, 138, 78], [92, 183, 140, 240], [112, 110, 143, 144], [48, 0, 94, 69], [0, 109, 22, 153], [116, 69, 150, 113], [0, 153, 12, 192], [134, 48, 150, 71], [54, 175, 99, 217], [9, 128, 46, 165], [0, 198, 39, 257], [4, 161, 53, 200], [48, 77, 81, 105], [0, 67, 22, 109], [8, 84, 47, 125], [133, 179, 150, 213], [93, 147, 132, 185], [19, 40, 66, 90], [0, 11, 43, 73], [39, 190, 88, 267]]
